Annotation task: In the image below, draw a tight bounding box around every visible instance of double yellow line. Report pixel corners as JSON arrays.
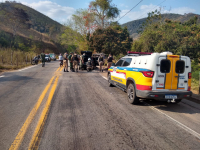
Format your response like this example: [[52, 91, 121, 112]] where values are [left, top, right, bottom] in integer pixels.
[[9, 66, 63, 150]]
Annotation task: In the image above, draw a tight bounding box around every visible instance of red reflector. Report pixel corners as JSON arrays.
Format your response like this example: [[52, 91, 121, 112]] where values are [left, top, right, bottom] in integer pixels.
[[187, 86, 191, 91], [188, 72, 192, 79], [136, 84, 152, 90], [140, 71, 154, 78]]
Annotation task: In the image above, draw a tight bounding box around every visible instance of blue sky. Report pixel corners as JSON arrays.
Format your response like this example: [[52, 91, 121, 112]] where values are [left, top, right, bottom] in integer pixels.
[[5, 0, 199, 24]]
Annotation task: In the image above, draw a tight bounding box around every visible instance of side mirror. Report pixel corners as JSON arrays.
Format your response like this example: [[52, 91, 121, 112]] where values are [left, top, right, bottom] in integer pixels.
[[111, 63, 115, 66]]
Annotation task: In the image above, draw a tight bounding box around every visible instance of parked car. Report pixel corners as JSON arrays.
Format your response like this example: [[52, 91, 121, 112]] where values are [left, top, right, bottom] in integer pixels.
[[80, 51, 92, 70], [108, 51, 192, 105], [45, 54, 51, 62], [49, 53, 56, 61]]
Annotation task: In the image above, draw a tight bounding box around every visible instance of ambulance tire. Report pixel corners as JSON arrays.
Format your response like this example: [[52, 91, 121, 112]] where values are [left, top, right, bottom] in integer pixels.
[[127, 83, 139, 104], [108, 74, 114, 87], [174, 99, 182, 104]]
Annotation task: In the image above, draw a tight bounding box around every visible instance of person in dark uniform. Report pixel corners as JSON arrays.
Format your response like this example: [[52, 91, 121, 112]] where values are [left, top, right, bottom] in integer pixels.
[[41, 50, 45, 67], [107, 54, 113, 69], [98, 54, 104, 72], [72, 52, 79, 72], [68, 52, 73, 71]]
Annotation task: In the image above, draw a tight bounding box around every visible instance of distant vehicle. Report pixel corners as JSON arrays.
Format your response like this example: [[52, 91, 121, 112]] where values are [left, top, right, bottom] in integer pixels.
[[108, 51, 192, 105], [49, 53, 56, 61], [31, 56, 39, 65], [45, 54, 51, 62], [81, 51, 92, 70]]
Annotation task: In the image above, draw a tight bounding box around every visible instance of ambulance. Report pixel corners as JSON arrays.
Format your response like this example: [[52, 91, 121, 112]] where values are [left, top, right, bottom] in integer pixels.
[[107, 51, 192, 104]]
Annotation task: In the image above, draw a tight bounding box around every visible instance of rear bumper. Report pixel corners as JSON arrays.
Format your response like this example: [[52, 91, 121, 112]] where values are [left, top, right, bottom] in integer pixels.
[[136, 90, 192, 101]]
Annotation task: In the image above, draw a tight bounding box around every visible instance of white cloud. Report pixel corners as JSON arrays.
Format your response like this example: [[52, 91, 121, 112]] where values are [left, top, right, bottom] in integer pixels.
[[21, 1, 75, 23], [164, 7, 195, 14], [118, 4, 196, 24]]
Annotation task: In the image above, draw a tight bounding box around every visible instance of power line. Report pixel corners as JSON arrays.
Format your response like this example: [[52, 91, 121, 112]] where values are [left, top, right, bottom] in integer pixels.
[[136, 0, 166, 20], [118, 0, 143, 21]]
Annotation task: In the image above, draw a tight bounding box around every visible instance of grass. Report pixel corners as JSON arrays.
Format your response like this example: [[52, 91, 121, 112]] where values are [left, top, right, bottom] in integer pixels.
[[0, 48, 36, 73], [191, 78, 199, 94]]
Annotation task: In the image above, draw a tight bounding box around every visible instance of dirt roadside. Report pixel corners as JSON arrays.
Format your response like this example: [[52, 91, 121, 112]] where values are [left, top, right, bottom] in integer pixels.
[[99, 67, 200, 103]]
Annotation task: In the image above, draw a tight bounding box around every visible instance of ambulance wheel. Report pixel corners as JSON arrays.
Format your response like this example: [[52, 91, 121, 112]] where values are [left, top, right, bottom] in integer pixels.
[[174, 99, 182, 104], [127, 83, 139, 104], [108, 74, 114, 87]]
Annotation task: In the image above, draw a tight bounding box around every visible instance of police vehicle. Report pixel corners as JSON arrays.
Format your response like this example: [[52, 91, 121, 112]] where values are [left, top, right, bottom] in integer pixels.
[[108, 51, 192, 104]]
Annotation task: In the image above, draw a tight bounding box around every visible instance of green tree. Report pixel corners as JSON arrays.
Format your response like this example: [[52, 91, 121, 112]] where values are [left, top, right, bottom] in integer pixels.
[[88, 0, 120, 29], [131, 14, 200, 63], [88, 24, 132, 55]]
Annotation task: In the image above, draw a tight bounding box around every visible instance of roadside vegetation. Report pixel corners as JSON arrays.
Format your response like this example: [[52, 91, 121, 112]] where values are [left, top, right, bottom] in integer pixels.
[[132, 10, 200, 93]]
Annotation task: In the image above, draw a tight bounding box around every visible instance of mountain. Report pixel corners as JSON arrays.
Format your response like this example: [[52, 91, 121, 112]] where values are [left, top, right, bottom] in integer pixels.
[[0, 1, 65, 53], [121, 13, 200, 39]]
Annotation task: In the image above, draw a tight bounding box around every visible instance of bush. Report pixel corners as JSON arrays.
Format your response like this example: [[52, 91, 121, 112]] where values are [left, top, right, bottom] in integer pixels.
[[192, 70, 200, 81], [191, 61, 200, 72]]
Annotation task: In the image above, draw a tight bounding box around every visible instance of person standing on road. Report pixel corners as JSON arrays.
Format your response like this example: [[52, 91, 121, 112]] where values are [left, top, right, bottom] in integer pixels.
[[59, 53, 63, 66], [107, 54, 113, 69], [72, 52, 79, 72], [68, 52, 73, 72], [98, 54, 104, 72], [41, 50, 45, 67], [63, 52, 69, 72], [81, 53, 85, 69]]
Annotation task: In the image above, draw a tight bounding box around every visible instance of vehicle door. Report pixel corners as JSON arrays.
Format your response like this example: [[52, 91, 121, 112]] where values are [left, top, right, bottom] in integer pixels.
[[120, 58, 132, 85], [156, 55, 187, 90], [111, 58, 124, 85]]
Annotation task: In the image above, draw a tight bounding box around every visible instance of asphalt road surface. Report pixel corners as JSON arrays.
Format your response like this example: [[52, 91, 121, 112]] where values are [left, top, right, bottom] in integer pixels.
[[0, 61, 200, 150]]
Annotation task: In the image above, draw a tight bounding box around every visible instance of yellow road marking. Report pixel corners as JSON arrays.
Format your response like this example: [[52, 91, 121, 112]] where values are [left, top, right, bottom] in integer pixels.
[[28, 76, 59, 150], [59, 66, 63, 71], [9, 76, 55, 150], [56, 67, 60, 72]]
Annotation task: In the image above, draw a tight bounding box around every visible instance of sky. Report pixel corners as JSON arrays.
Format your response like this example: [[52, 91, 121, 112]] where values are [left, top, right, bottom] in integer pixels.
[[3, 0, 200, 25]]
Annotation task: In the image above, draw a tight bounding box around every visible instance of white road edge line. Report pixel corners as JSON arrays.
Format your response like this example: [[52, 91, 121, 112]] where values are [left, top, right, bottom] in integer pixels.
[[144, 102, 200, 140], [18, 65, 37, 72], [101, 75, 200, 140], [0, 75, 5, 78], [102, 76, 108, 80]]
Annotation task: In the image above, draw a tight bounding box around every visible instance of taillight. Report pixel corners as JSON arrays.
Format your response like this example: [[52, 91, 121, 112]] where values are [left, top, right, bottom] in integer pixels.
[[188, 72, 192, 79], [187, 86, 191, 91], [141, 71, 154, 78]]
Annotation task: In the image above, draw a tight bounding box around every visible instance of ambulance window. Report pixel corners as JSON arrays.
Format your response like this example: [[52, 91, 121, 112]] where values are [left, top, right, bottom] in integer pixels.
[[122, 58, 132, 66], [160, 60, 171, 73], [115, 59, 124, 66], [176, 60, 185, 73]]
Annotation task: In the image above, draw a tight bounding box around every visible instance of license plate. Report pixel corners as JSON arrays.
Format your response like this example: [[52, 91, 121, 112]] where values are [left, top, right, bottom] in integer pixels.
[[165, 95, 177, 99]]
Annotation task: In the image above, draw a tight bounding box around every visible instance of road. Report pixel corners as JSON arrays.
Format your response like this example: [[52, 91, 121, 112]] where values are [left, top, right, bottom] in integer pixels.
[[0, 61, 200, 150]]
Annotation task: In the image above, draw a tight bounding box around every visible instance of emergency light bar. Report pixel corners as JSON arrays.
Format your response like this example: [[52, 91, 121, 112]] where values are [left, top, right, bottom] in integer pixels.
[[127, 51, 152, 55]]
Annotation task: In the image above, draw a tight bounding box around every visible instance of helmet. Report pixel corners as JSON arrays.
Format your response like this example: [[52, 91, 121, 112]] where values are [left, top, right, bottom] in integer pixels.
[[88, 58, 91, 61]]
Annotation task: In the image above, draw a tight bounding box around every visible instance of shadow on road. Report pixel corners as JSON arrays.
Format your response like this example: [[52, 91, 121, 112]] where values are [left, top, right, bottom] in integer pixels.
[[141, 99, 200, 114], [0, 74, 33, 82]]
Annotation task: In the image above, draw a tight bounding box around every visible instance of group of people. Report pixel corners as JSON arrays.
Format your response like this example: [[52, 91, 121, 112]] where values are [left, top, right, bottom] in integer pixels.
[[59, 52, 80, 72], [58, 52, 113, 72], [98, 54, 113, 72]]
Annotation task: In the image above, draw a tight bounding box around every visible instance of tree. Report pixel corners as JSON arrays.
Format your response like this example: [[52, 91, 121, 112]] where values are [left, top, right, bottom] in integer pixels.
[[87, 0, 120, 29], [131, 15, 200, 63], [88, 24, 132, 56]]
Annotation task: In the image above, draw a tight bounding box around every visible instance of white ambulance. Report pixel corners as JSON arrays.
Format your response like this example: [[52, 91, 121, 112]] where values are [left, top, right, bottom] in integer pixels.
[[108, 51, 192, 104]]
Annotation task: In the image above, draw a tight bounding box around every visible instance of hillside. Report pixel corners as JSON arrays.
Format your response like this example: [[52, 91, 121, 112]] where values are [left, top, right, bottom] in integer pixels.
[[0, 1, 65, 53], [121, 13, 200, 39]]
